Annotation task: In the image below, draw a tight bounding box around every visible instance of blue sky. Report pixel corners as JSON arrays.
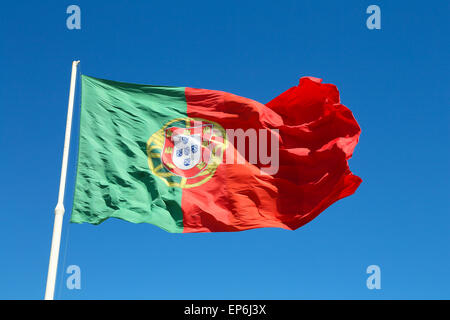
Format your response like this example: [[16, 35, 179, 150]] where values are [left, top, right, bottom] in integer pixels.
[[0, 1, 448, 299]]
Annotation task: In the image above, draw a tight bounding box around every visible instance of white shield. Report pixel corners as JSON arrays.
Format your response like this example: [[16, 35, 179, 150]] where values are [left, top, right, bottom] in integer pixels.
[[172, 134, 202, 170]]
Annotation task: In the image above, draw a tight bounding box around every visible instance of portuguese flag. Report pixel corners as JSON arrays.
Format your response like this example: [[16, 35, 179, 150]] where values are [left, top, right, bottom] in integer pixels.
[[71, 75, 361, 233]]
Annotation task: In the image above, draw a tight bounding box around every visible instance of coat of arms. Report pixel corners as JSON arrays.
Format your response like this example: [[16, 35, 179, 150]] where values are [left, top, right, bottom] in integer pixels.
[[147, 118, 226, 188], [161, 124, 214, 178]]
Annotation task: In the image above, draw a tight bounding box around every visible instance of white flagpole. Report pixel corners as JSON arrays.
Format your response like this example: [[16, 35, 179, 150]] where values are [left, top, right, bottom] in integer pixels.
[[44, 60, 80, 300]]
